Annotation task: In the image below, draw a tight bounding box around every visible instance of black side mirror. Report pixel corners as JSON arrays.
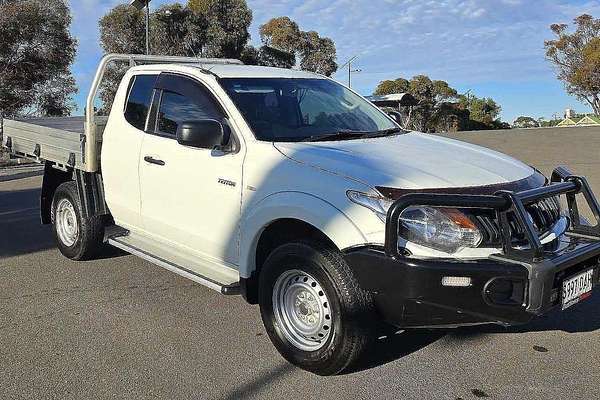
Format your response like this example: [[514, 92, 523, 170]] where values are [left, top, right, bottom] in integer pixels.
[[387, 111, 403, 125], [176, 120, 230, 150]]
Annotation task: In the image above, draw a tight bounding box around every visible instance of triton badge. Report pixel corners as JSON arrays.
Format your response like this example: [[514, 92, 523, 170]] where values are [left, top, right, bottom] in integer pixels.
[[218, 178, 236, 187]]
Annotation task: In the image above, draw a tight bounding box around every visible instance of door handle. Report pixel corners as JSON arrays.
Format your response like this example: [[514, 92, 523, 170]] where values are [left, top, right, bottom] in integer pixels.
[[144, 156, 165, 166]]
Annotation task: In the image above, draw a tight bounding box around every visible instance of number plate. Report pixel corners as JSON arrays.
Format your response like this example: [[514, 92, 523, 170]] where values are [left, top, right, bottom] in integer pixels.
[[562, 269, 594, 310]]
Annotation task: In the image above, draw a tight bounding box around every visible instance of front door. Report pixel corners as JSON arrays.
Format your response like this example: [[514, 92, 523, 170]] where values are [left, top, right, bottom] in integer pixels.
[[139, 73, 244, 265]]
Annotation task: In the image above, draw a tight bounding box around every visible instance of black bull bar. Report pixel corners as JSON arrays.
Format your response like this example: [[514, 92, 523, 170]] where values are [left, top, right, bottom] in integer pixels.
[[383, 166, 600, 314], [385, 166, 600, 262]]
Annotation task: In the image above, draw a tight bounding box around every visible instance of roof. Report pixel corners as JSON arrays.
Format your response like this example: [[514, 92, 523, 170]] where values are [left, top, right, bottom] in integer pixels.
[[131, 62, 324, 79], [557, 117, 581, 126], [577, 115, 600, 125], [366, 93, 418, 107], [198, 64, 321, 79]]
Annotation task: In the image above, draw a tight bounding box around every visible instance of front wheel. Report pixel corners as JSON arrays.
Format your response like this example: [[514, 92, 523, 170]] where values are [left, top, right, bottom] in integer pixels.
[[259, 241, 375, 375], [51, 181, 105, 260]]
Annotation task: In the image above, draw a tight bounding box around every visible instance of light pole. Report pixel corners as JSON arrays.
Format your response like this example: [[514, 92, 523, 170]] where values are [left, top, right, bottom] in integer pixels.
[[130, 0, 151, 55], [339, 55, 361, 88], [348, 67, 361, 88]]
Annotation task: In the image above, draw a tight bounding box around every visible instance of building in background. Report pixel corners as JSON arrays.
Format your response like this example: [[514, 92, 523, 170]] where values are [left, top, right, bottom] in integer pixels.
[[557, 113, 600, 127], [557, 116, 582, 127], [577, 115, 600, 126], [565, 108, 575, 119]]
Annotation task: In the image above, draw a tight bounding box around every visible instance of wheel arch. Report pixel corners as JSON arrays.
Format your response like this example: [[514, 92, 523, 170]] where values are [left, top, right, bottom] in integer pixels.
[[41, 162, 110, 224], [239, 192, 368, 303], [41, 162, 73, 224]]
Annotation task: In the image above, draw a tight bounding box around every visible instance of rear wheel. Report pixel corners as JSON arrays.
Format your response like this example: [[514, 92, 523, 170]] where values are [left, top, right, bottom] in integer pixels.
[[259, 241, 375, 375], [51, 181, 105, 260]]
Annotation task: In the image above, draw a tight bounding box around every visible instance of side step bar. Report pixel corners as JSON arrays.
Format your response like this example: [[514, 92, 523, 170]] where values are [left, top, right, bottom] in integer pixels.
[[107, 235, 240, 296]]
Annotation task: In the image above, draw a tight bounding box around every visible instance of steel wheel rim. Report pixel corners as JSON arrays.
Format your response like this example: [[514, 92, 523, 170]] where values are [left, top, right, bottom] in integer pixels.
[[56, 198, 79, 247], [272, 269, 333, 351]]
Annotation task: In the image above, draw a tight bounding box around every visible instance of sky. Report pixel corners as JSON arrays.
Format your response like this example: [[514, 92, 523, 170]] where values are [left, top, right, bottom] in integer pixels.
[[69, 0, 600, 122]]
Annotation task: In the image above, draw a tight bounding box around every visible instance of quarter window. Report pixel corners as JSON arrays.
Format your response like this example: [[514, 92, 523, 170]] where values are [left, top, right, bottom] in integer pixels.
[[124, 74, 157, 130]]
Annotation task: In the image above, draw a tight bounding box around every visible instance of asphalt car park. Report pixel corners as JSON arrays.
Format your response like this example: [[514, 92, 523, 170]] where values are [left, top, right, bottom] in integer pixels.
[[1, 127, 599, 400]]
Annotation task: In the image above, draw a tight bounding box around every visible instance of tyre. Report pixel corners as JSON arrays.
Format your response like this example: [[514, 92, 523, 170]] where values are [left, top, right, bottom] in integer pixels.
[[51, 181, 105, 260], [258, 241, 375, 375]]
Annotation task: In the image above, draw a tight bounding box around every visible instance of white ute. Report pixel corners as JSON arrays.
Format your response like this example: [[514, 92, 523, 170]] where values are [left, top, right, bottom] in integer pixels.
[[3, 54, 600, 375]]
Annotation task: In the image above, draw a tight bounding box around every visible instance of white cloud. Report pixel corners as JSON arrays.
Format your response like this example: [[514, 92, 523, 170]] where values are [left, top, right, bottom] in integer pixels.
[[66, 0, 600, 118]]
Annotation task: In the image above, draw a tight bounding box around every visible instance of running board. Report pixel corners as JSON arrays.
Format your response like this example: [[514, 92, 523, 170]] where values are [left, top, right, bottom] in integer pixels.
[[107, 236, 240, 296]]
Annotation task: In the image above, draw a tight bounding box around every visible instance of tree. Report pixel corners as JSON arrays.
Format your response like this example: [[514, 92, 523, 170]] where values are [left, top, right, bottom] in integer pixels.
[[299, 31, 337, 76], [98, 1, 253, 111], [152, 4, 207, 57], [98, 2, 336, 110], [99, 5, 146, 54], [98, 5, 146, 114], [373, 78, 410, 95], [545, 14, 600, 115], [374, 75, 459, 132], [0, 0, 77, 118], [258, 46, 296, 69], [238, 44, 295, 69], [28, 73, 77, 117], [458, 95, 502, 127], [259, 16, 300, 53], [190, 0, 252, 58], [258, 16, 338, 76], [513, 116, 539, 128], [374, 76, 507, 132]]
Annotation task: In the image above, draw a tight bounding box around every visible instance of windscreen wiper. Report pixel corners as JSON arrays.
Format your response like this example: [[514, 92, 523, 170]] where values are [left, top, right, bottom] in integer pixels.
[[301, 130, 370, 142], [362, 127, 405, 137], [301, 127, 405, 142]]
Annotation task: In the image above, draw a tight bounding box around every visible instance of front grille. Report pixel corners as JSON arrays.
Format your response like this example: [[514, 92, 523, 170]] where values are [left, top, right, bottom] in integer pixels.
[[526, 196, 561, 234], [473, 196, 562, 247]]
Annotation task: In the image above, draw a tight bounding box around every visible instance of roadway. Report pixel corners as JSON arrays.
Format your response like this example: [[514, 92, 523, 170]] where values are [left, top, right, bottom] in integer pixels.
[[1, 126, 599, 399]]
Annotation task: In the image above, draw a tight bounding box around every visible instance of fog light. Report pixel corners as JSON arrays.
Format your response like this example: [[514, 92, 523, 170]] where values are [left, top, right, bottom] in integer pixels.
[[484, 278, 526, 306], [441, 276, 472, 287]]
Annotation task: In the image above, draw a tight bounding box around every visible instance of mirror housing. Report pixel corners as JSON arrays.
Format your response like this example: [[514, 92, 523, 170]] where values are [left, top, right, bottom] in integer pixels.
[[386, 111, 403, 125], [176, 120, 231, 150]]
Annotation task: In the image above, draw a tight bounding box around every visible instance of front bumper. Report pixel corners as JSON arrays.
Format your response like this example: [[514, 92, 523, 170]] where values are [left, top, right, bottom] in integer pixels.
[[346, 166, 600, 328], [345, 237, 600, 328]]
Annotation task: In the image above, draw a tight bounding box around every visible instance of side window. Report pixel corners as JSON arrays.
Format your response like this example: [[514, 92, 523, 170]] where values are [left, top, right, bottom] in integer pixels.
[[124, 74, 157, 130], [155, 76, 224, 136]]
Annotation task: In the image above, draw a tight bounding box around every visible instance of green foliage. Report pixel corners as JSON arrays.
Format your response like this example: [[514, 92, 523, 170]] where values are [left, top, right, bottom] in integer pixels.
[[540, 119, 562, 127], [373, 78, 409, 95], [545, 14, 600, 115], [152, 4, 207, 57], [187, 0, 210, 13], [97, 2, 336, 109], [374, 76, 506, 132], [98, 1, 252, 111], [98, 5, 146, 113], [238, 45, 295, 69], [31, 73, 78, 117], [201, 0, 252, 58], [298, 31, 337, 76], [259, 17, 301, 53], [459, 96, 501, 126], [258, 17, 338, 76], [513, 116, 539, 128], [258, 46, 296, 69], [99, 5, 146, 54], [0, 0, 77, 117]]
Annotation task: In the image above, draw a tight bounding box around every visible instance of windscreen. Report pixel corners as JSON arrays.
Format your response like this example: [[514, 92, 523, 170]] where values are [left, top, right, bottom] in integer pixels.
[[220, 78, 397, 142]]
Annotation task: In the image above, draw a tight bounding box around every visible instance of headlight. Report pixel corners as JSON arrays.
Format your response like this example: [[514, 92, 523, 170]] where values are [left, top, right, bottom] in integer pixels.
[[347, 191, 482, 254], [399, 207, 482, 253]]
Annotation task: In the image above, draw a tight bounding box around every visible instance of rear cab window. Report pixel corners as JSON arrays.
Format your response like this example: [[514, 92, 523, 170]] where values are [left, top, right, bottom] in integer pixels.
[[124, 74, 157, 130]]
